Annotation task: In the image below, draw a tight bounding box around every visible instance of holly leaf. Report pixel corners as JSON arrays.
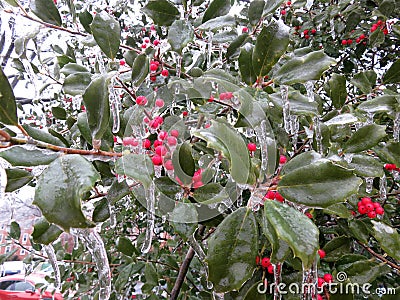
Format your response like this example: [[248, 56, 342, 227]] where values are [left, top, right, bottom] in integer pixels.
[[131, 54, 149, 87], [168, 20, 194, 54], [0, 146, 60, 167], [0, 66, 18, 126], [344, 124, 386, 153], [207, 208, 258, 292], [239, 45, 257, 85], [32, 218, 63, 245], [202, 0, 231, 23], [33, 155, 100, 231], [383, 59, 400, 84], [142, 0, 179, 26], [91, 11, 121, 59], [115, 154, 154, 189], [371, 221, 400, 260], [170, 202, 198, 242], [5, 168, 33, 192], [30, 0, 62, 26]]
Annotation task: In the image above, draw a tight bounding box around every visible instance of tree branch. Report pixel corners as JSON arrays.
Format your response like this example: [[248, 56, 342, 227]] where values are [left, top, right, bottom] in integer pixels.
[[357, 241, 400, 272]]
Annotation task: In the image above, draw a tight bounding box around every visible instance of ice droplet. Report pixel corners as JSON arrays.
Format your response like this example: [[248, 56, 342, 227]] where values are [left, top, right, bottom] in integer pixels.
[[44, 244, 61, 289], [74, 228, 111, 300], [280, 85, 291, 134], [393, 111, 400, 142], [141, 182, 156, 253], [379, 174, 387, 200], [365, 177, 373, 193]]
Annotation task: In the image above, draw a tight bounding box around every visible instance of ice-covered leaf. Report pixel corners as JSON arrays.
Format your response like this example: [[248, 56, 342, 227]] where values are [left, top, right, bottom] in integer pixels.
[[142, 0, 179, 26], [32, 218, 63, 245], [91, 11, 120, 59], [115, 154, 154, 189], [0, 146, 59, 167], [344, 124, 386, 153], [202, 0, 231, 23], [383, 59, 400, 84], [63, 72, 92, 96], [168, 20, 194, 54], [0, 67, 18, 126], [170, 202, 198, 241], [131, 54, 149, 87], [328, 73, 347, 109], [30, 0, 62, 26], [239, 45, 257, 85], [5, 168, 33, 192], [371, 221, 400, 260], [33, 155, 100, 231]]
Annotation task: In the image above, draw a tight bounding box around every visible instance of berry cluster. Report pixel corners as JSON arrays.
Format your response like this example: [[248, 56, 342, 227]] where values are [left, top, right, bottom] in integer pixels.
[[280, 1, 292, 16], [384, 163, 398, 171], [256, 256, 275, 274], [341, 33, 367, 46], [357, 197, 384, 218], [370, 20, 388, 35], [318, 273, 333, 289], [264, 190, 285, 202], [295, 27, 317, 40]]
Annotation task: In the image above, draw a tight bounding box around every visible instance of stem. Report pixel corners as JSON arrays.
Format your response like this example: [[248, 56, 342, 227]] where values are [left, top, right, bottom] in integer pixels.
[[357, 241, 400, 272]]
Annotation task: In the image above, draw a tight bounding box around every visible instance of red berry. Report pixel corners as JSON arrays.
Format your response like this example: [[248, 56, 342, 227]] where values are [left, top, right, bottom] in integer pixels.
[[136, 95, 147, 106], [356, 38, 361, 43], [247, 143, 257, 152], [323, 273, 333, 283], [365, 203, 374, 212], [317, 277, 325, 287], [261, 257, 271, 268], [143, 139, 151, 149], [377, 20, 383, 26], [367, 211, 377, 218], [158, 131, 168, 141], [123, 137, 138, 147], [150, 63, 158, 71], [208, 95, 214, 102], [311, 29, 317, 34], [242, 27, 249, 33], [161, 69, 169, 77], [119, 59, 126, 66], [279, 155, 287, 164], [281, 10, 286, 15], [265, 191, 276, 200], [141, 43, 147, 49], [347, 39, 353, 44], [305, 212, 313, 219], [274, 192, 284, 202], [154, 116, 164, 125], [267, 264, 274, 274], [150, 24, 156, 31], [358, 205, 367, 214], [167, 136, 177, 146], [359, 34, 366, 39], [155, 145, 168, 156], [371, 24, 378, 32], [341, 39, 347, 45], [373, 202, 381, 209], [384, 163, 397, 170], [375, 206, 384, 215], [164, 160, 174, 171], [182, 111, 188, 117], [318, 249, 326, 259], [303, 29, 309, 35], [170, 129, 179, 137], [153, 39, 160, 46], [144, 37, 150, 44], [153, 140, 162, 148], [155, 98, 164, 108], [286, 1, 291, 5], [304, 34, 310, 39], [317, 295, 323, 300], [361, 197, 372, 205], [152, 155, 163, 166], [150, 76, 157, 82]]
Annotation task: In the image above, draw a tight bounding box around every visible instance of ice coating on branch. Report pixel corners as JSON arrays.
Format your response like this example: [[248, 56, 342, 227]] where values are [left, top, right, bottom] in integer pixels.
[[96, 49, 106, 74], [141, 181, 156, 253], [330, 19, 336, 39], [379, 174, 387, 200], [280, 85, 291, 134], [394, 112, 400, 142], [75, 228, 111, 300], [273, 263, 283, 300], [255, 120, 269, 173], [290, 115, 299, 150], [107, 197, 117, 228], [301, 260, 318, 300], [109, 81, 121, 134], [313, 116, 323, 154], [44, 244, 61, 289], [207, 31, 213, 70], [305, 81, 315, 102], [365, 177, 373, 193], [187, 234, 206, 260]]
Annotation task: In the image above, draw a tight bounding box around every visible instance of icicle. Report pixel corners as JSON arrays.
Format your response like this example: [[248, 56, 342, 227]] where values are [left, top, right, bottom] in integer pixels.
[[95, 50, 106, 74], [379, 174, 387, 200], [290, 115, 299, 150], [305, 0, 314, 10], [305, 81, 315, 102], [273, 263, 283, 300], [365, 177, 373, 193], [109, 82, 121, 134], [107, 198, 117, 228], [154, 165, 162, 178], [243, 128, 255, 138], [207, 31, 213, 69], [141, 181, 156, 253], [393, 112, 400, 142], [313, 116, 323, 154], [365, 112, 374, 125], [44, 245, 61, 289], [344, 153, 354, 164], [330, 19, 336, 40], [393, 170, 400, 181], [249, 190, 264, 212], [301, 260, 318, 300], [0, 164, 6, 203], [218, 198, 234, 213], [21, 59, 39, 100], [213, 292, 224, 299], [280, 85, 291, 134], [255, 120, 269, 173], [74, 228, 111, 300]]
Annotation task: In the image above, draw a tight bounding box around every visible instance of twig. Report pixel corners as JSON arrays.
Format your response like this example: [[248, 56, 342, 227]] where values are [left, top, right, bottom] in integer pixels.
[[357, 241, 400, 272]]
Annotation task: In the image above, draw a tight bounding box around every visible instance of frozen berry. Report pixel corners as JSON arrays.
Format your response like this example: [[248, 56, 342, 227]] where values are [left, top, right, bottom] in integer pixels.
[[367, 211, 377, 218], [170, 129, 179, 138], [261, 257, 271, 268], [152, 155, 163, 166], [247, 143, 257, 152], [161, 69, 169, 77], [375, 206, 384, 215], [318, 249, 326, 259], [136, 95, 147, 106], [323, 273, 333, 283]]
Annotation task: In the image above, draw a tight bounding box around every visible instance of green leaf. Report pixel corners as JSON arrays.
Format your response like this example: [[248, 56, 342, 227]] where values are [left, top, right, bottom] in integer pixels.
[[278, 161, 362, 207], [328, 73, 347, 109], [239, 45, 257, 85], [0, 66, 18, 125], [339, 260, 391, 285], [172, 142, 195, 186], [9, 221, 21, 240], [347, 154, 384, 177], [107, 179, 131, 204], [379, 0, 396, 16], [116, 237, 136, 257], [142, 0, 179, 26], [0, 146, 60, 166], [350, 71, 376, 94], [369, 27, 385, 48], [33, 155, 100, 231], [51, 106, 67, 120], [348, 219, 370, 244], [168, 20, 194, 54], [29, 0, 62, 26], [226, 34, 250, 60], [82, 75, 110, 140], [344, 124, 386, 153], [202, 0, 231, 23], [32, 218, 63, 245], [281, 151, 322, 175], [193, 183, 230, 205], [252, 20, 290, 77], [199, 15, 236, 32], [115, 154, 154, 189], [264, 201, 319, 269], [207, 208, 258, 292], [79, 10, 93, 33], [383, 59, 400, 84], [244, 282, 269, 300], [374, 142, 400, 166], [322, 236, 351, 262], [5, 168, 33, 192], [371, 221, 400, 260], [170, 202, 198, 241], [92, 198, 110, 222], [3, 0, 18, 7], [131, 54, 149, 87], [63, 73, 92, 96], [323, 203, 353, 218], [274, 50, 336, 85], [22, 124, 67, 147], [357, 95, 397, 114], [192, 119, 251, 185], [60, 63, 90, 75], [263, 0, 285, 15], [248, 0, 265, 25], [91, 11, 120, 59]]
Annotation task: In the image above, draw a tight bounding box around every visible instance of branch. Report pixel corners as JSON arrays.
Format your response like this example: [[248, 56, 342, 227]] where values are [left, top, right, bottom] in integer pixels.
[[170, 225, 206, 300], [357, 241, 400, 272]]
